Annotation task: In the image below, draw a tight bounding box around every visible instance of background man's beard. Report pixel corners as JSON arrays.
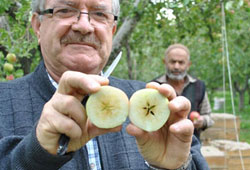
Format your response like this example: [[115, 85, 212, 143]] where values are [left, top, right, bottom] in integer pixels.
[[166, 69, 187, 80]]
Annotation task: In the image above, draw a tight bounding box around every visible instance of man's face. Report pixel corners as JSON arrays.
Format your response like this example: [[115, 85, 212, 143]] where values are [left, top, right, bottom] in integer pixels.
[[164, 48, 190, 81], [32, 0, 116, 80]]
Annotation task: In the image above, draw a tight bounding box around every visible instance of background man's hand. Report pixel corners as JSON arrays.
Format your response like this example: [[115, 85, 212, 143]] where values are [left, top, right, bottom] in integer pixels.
[[36, 71, 121, 155], [193, 116, 204, 129], [126, 82, 194, 169]]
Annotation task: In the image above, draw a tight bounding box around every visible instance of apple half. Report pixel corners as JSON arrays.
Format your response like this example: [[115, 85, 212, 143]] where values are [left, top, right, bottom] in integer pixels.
[[86, 86, 129, 128], [129, 88, 170, 132]]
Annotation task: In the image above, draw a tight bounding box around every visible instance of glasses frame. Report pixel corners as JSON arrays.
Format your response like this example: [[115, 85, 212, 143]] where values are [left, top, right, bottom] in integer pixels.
[[38, 6, 118, 24]]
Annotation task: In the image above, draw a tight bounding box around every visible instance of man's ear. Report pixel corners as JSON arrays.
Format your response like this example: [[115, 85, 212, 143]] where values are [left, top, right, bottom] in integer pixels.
[[162, 57, 167, 64], [31, 13, 41, 44], [187, 61, 192, 70], [112, 24, 117, 35]]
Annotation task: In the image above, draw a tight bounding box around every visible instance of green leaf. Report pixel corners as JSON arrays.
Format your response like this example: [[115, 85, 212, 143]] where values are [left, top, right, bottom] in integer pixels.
[[15, 69, 24, 78], [183, 0, 190, 6]]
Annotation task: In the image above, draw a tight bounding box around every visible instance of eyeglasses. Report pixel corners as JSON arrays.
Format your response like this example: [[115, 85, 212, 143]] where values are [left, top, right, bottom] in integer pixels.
[[38, 6, 118, 25]]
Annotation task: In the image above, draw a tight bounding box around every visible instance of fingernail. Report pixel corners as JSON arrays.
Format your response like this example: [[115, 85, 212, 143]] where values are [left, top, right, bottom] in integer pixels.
[[90, 83, 101, 92]]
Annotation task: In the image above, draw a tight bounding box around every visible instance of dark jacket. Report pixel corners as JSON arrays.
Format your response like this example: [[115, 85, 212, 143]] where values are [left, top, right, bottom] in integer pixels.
[[0, 61, 209, 170]]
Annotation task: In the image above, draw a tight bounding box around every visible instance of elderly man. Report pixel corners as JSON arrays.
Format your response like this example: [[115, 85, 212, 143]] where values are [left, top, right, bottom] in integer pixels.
[[0, 1, 209, 170], [152, 44, 214, 141]]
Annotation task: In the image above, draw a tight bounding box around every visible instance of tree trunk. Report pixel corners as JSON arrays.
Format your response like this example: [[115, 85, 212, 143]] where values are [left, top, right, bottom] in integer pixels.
[[248, 86, 250, 104], [0, 16, 10, 57], [233, 76, 249, 111], [125, 40, 133, 79], [112, 14, 140, 54], [0, 16, 10, 30], [239, 91, 244, 111], [111, 0, 143, 53], [20, 57, 32, 75], [109, 0, 147, 78]]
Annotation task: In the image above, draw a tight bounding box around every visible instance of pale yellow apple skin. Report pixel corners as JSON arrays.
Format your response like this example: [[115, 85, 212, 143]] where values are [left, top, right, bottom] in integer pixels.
[[86, 86, 129, 128], [129, 88, 170, 132]]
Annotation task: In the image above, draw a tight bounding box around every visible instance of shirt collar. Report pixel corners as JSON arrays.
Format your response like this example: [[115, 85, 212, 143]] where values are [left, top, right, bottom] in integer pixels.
[[187, 74, 196, 83], [47, 71, 58, 89]]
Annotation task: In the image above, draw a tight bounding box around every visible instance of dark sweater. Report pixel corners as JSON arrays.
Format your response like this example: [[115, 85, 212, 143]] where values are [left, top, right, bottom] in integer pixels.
[[0, 61, 209, 170]]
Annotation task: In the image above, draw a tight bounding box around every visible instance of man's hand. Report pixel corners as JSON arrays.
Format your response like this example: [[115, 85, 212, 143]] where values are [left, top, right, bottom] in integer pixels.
[[126, 82, 194, 169], [36, 71, 122, 155]]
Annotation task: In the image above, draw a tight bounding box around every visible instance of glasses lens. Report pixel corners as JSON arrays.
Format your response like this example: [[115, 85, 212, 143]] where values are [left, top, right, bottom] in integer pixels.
[[90, 11, 114, 24], [51, 7, 116, 26], [54, 7, 78, 18]]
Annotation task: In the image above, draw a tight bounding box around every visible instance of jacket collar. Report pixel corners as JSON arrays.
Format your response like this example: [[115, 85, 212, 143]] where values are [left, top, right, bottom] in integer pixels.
[[30, 61, 56, 102]]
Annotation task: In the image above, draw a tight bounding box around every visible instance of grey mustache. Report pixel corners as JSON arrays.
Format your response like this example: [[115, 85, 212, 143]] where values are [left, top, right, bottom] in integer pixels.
[[61, 32, 101, 48]]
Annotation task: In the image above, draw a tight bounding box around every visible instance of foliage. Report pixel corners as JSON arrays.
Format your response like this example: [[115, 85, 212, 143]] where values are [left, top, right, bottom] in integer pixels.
[[115, 0, 249, 87], [0, 0, 38, 81], [113, 0, 249, 108]]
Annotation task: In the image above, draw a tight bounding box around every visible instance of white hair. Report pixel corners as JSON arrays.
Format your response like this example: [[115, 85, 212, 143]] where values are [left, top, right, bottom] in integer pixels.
[[165, 43, 190, 61]]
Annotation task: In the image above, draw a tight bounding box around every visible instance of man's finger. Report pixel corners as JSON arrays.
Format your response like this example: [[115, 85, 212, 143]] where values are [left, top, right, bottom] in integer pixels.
[[168, 96, 191, 119], [57, 71, 109, 101], [146, 82, 176, 101], [51, 93, 87, 126], [169, 119, 194, 143], [158, 84, 176, 101]]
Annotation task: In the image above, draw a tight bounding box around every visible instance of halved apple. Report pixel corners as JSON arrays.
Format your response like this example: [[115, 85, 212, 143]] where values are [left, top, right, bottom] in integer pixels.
[[86, 86, 129, 128], [129, 88, 170, 132]]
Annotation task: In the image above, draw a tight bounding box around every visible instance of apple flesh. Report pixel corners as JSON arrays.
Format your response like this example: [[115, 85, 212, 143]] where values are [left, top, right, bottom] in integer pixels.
[[86, 86, 129, 129], [129, 88, 170, 132], [189, 111, 200, 122]]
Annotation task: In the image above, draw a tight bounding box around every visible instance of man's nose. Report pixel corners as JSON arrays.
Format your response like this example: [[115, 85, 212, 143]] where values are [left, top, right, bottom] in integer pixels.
[[174, 62, 180, 69], [71, 12, 94, 34]]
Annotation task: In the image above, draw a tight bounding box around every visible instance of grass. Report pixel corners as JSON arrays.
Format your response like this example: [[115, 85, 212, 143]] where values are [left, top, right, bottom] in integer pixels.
[[211, 90, 250, 143]]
